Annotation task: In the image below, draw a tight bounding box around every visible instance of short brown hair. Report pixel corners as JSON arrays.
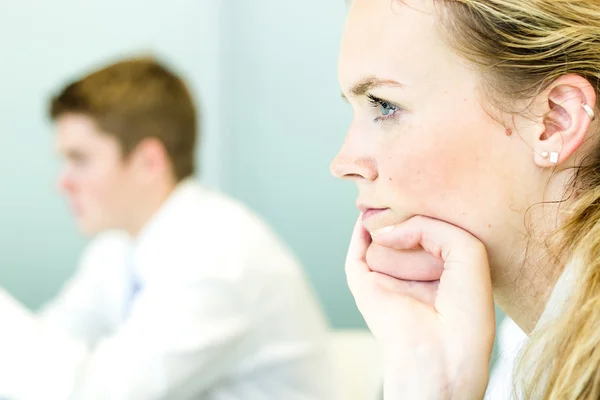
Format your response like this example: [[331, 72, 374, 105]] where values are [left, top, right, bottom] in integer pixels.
[[50, 56, 197, 181]]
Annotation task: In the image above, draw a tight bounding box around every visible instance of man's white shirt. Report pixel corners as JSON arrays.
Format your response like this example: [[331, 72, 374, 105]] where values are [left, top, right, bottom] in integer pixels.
[[0, 180, 333, 400]]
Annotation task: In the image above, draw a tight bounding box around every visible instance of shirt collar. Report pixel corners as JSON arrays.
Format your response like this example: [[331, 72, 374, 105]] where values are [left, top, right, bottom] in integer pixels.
[[533, 258, 579, 332]]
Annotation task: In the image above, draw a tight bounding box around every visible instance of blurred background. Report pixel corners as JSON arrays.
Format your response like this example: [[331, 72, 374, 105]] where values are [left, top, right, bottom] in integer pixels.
[[0, 0, 363, 328], [0, 2, 508, 367]]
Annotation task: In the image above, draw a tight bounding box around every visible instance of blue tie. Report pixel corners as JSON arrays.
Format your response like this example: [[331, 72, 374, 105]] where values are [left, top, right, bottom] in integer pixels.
[[130, 276, 142, 304], [125, 253, 143, 317]]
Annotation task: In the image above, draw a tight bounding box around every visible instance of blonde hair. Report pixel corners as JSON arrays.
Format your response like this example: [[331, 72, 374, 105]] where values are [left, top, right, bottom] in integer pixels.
[[430, 1, 600, 398]]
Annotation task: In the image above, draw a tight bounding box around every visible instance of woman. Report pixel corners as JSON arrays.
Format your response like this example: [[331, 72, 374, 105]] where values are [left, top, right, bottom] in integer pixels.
[[331, 0, 600, 398]]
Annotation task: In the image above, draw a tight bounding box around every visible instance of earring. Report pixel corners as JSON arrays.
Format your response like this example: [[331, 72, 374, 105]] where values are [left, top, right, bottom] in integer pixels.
[[549, 151, 560, 164], [541, 151, 549, 159], [582, 102, 596, 121]]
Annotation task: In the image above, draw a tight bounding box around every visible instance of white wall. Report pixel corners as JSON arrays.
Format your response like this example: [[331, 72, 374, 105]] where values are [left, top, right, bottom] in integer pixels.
[[223, 0, 362, 327]]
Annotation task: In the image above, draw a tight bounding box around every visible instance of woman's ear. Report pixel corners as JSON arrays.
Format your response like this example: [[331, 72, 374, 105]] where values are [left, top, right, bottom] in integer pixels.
[[532, 74, 596, 167]]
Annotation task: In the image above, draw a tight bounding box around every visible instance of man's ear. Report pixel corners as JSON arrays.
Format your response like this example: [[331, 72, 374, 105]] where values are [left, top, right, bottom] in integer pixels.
[[129, 138, 170, 182]]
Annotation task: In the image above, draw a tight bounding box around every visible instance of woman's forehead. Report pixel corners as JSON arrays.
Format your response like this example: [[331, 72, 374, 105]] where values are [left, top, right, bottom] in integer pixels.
[[338, 0, 465, 95]]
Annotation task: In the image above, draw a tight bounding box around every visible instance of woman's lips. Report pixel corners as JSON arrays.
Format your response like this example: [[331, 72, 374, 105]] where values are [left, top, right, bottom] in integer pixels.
[[361, 208, 389, 221]]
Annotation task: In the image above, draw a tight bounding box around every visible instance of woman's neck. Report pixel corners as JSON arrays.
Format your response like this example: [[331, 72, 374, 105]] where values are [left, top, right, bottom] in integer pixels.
[[493, 258, 562, 334], [494, 172, 575, 334]]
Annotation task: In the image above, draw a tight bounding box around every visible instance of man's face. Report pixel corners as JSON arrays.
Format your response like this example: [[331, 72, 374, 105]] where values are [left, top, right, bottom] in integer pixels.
[[55, 113, 137, 235]]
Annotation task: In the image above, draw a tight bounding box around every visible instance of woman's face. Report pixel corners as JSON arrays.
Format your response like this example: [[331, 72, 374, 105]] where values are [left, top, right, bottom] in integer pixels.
[[332, 0, 547, 284]]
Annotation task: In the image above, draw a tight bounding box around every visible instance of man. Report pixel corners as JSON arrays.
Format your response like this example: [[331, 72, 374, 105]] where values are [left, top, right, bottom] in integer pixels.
[[0, 57, 332, 399]]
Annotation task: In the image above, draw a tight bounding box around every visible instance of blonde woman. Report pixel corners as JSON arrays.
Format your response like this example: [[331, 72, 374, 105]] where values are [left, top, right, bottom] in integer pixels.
[[332, 0, 600, 398]]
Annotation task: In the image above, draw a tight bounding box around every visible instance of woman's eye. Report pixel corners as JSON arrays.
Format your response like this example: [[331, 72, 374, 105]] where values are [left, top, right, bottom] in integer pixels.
[[380, 101, 397, 116], [367, 94, 402, 123]]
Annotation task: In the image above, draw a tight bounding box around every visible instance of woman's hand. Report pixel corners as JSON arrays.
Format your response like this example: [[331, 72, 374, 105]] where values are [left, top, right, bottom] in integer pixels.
[[345, 215, 495, 399]]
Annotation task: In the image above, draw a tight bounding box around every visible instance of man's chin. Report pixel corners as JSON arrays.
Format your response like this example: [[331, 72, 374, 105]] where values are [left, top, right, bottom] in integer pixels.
[[75, 218, 104, 237]]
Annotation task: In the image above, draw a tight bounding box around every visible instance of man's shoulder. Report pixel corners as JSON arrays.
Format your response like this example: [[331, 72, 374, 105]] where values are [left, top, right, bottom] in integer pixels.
[[165, 186, 300, 277], [180, 185, 277, 246]]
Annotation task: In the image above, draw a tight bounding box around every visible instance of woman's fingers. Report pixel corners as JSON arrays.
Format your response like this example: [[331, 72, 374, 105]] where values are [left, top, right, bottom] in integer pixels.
[[366, 244, 444, 282], [370, 216, 493, 323]]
